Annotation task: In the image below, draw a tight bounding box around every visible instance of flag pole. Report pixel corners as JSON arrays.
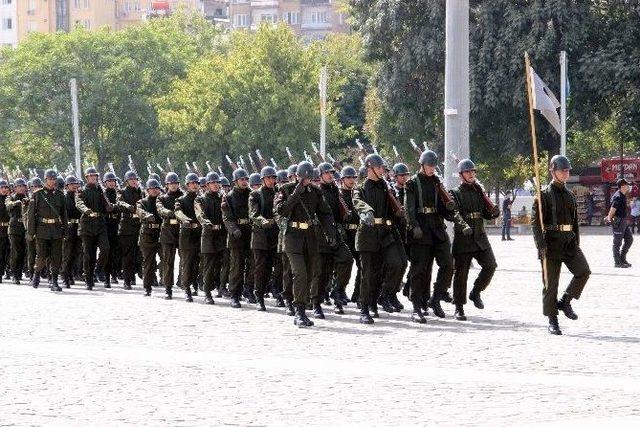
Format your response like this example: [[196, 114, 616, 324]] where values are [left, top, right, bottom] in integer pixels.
[[560, 51, 567, 156], [525, 52, 548, 290]]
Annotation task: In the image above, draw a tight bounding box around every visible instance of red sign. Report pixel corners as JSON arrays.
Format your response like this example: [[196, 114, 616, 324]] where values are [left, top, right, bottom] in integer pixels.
[[151, 1, 170, 10], [601, 158, 640, 183]]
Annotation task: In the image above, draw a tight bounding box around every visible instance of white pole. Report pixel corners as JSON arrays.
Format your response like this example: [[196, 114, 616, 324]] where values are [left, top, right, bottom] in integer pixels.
[[319, 67, 327, 158], [444, 0, 470, 189], [560, 51, 567, 156], [70, 78, 81, 176]]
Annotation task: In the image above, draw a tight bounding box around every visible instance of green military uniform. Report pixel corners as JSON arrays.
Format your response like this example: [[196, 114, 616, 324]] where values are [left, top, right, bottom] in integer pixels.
[[195, 189, 227, 302], [450, 182, 500, 317], [175, 191, 202, 300], [274, 194, 294, 314], [156, 187, 183, 298], [352, 178, 406, 321], [532, 181, 590, 318], [137, 194, 162, 295], [117, 185, 143, 289], [5, 193, 27, 282], [27, 187, 67, 288], [61, 188, 82, 287], [221, 186, 253, 305], [75, 183, 111, 289], [341, 186, 361, 303], [103, 186, 121, 284], [249, 185, 278, 310], [23, 195, 36, 280]]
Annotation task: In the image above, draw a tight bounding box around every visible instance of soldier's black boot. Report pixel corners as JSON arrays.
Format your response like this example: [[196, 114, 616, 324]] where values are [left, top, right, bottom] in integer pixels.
[[12, 274, 21, 285], [454, 305, 467, 321], [442, 291, 453, 304], [274, 294, 285, 307], [51, 275, 62, 292], [557, 294, 578, 320], [184, 287, 193, 302], [428, 296, 446, 318], [215, 287, 223, 298], [144, 286, 151, 297], [378, 293, 395, 313], [469, 289, 484, 309], [359, 307, 374, 325], [243, 286, 256, 304], [284, 299, 295, 316], [204, 292, 215, 305], [388, 292, 404, 312], [548, 316, 562, 335], [300, 305, 314, 327], [256, 295, 266, 311], [230, 293, 242, 308], [164, 287, 172, 300], [84, 275, 93, 291], [313, 302, 325, 319], [333, 299, 344, 315], [30, 274, 40, 289], [191, 284, 198, 297], [123, 279, 131, 291], [369, 304, 379, 318], [411, 302, 426, 324], [294, 304, 309, 328]]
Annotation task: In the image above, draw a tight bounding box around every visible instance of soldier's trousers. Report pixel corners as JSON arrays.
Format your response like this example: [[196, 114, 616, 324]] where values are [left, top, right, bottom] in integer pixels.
[[140, 243, 160, 290], [26, 238, 36, 277], [35, 238, 62, 275], [0, 232, 9, 279], [253, 249, 276, 298], [316, 243, 353, 303], [61, 233, 81, 279], [280, 253, 293, 301], [101, 226, 119, 280], [229, 245, 251, 297], [360, 242, 405, 309], [409, 240, 453, 304], [286, 246, 320, 306], [271, 252, 283, 296], [120, 234, 139, 283], [161, 243, 178, 288], [81, 232, 110, 281], [9, 234, 25, 279], [202, 251, 223, 294], [219, 248, 230, 290], [542, 249, 590, 317], [612, 223, 633, 264], [453, 247, 497, 306], [178, 247, 200, 291]]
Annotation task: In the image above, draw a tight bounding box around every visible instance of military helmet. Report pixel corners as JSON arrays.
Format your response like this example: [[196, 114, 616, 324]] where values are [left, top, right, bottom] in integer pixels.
[[14, 178, 27, 187], [276, 170, 288, 184], [317, 162, 335, 174], [333, 171, 341, 182], [148, 173, 161, 182], [248, 172, 261, 187], [124, 170, 138, 181], [549, 155, 572, 171], [220, 176, 230, 187], [55, 176, 65, 190], [206, 172, 221, 184], [340, 166, 357, 179], [358, 166, 367, 179], [260, 166, 277, 179], [393, 163, 410, 176], [419, 150, 438, 166], [103, 172, 117, 182], [198, 177, 206, 187], [185, 172, 199, 184], [364, 154, 385, 168], [165, 172, 179, 184], [64, 176, 79, 186], [312, 168, 321, 181], [457, 159, 477, 174], [146, 178, 161, 189], [0, 179, 8, 188], [42, 169, 57, 180], [232, 168, 249, 182], [296, 161, 314, 180], [84, 167, 99, 177], [287, 164, 298, 177], [31, 177, 43, 187]]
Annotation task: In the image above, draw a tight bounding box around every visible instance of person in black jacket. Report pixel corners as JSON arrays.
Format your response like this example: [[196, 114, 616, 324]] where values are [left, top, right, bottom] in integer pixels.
[[175, 173, 202, 302], [156, 172, 183, 299], [116, 171, 143, 290], [605, 178, 633, 267], [137, 179, 163, 297], [5, 178, 28, 284], [60, 176, 82, 288]]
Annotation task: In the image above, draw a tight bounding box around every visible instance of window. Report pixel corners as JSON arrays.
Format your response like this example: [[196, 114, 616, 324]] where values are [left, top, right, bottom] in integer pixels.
[[311, 11, 328, 24], [1, 0, 12, 6], [283, 11, 299, 25], [27, 21, 37, 32], [260, 14, 275, 23], [234, 14, 248, 27], [27, 0, 36, 13], [83, 0, 90, 9], [74, 0, 80, 8], [1, 18, 12, 30]]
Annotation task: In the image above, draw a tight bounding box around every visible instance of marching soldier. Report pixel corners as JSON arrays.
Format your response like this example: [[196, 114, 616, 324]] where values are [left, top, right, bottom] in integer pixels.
[[316, 162, 353, 316], [532, 155, 590, 335], [352, 154, 406, 324], [194, 172, 227, 305], [137, 178, 162, 296], [116, 170, 143, 290], [101, 172, 121, 286], [25, 177, 43, 280], [0, 180, 10, 284], [27, 169, 67, 291], [274, 172, 295, 315], [450, 159, 500, 321], [75, 168, 111, 290], [274, 161, 335, 327], [268, 170, 290, 307], [5, 178, 28, 284], [404, 150, 469, 323], [339, 166, 361, 306], [249, 166, 279, 311], [156, 172, 183, 299], [60, 176, 82, 288], [222, 168, 253, 308], [174, 173, 202, 302]]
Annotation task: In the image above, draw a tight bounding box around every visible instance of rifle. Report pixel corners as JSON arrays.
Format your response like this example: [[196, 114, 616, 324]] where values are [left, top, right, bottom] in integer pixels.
[[225, 155, 238, 170], [192, 162, 202, 176], [255, 149, 266, 169], [217, 166, 225, 177], [156, 163, 165, 175], [239, 155, 248, 171], [327, 152, 342, 171], [147, 161, 153, 177], [184, 162, 193, 174], [409, 138, 422, 155], [270, 158, 278, 169], [205, 161, 213, 173], [303, 150, 314, 165], [392, 145, 403, 163], [247, 153, 258, 173], [423, 141, 430, 151], [285, 147, 295, 164], [127, 155, 137, 174], [311, 142, 325, 163], [166, 158, 174, 172]]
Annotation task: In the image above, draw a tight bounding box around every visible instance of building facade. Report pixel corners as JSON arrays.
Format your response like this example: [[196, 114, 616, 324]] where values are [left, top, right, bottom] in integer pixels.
[[0, 0, 18, 48]]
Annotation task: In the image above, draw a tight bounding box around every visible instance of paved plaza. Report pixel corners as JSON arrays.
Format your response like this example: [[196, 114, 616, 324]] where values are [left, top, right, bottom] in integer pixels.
[[1, 234, 639, 426]]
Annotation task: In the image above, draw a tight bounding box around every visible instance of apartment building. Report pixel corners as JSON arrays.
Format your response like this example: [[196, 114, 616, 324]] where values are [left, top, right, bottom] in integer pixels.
[[229, 0, 348, 40], [0, 0, 18, 48]]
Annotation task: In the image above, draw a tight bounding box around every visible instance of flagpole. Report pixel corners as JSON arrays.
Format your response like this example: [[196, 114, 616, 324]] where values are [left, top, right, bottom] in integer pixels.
[[560, 51, 567, 156], [525, 52, 548, 291]]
